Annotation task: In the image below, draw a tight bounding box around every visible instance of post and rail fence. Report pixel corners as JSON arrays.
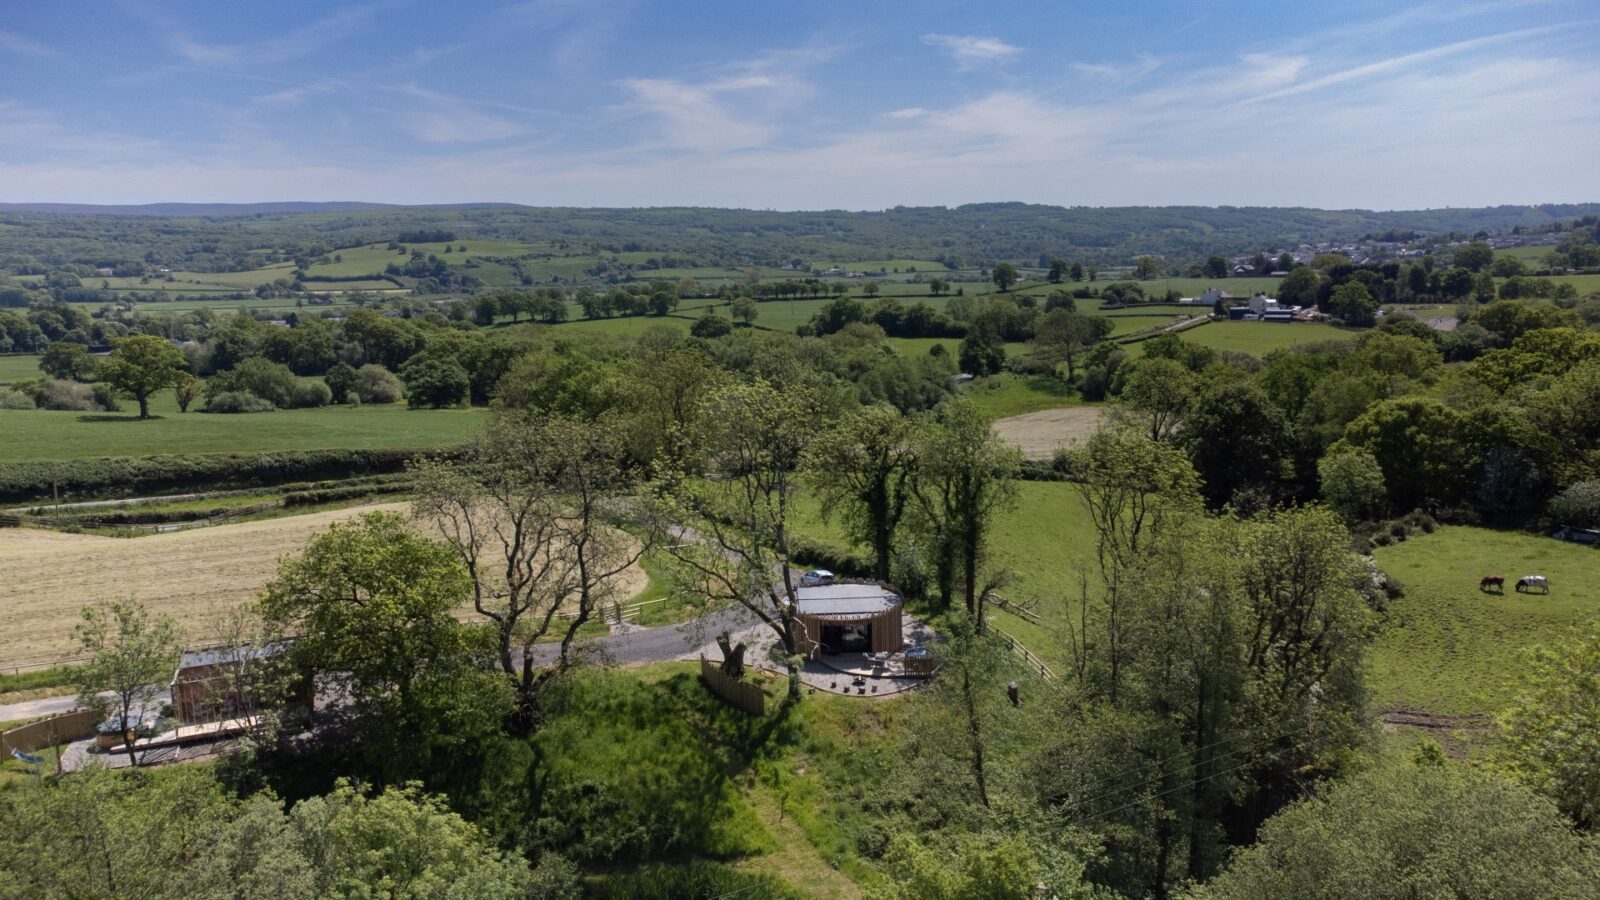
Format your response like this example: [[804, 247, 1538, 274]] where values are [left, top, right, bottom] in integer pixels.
[[986, 619, 1057, 682]]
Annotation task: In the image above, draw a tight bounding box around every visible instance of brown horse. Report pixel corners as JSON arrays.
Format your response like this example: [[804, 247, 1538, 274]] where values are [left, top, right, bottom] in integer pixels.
[[1480, 575, 1505, 593]]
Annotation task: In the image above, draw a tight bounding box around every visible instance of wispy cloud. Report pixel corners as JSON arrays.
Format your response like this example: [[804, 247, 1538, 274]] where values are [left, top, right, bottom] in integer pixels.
[[922, 34, 1023, 70], [1071, 54, 1162, 83], [1240, 25, 1559, 104], [618, 77, 773, 151], [157, 6, 376, 67], [503, 0, 640, 76], [0, 30, 56, 57]]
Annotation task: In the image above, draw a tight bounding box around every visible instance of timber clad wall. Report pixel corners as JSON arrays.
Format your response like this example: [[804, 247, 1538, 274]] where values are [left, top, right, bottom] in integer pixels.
[[796, 608, 902, 660], [1, 709, 97, 755], [700, 658, 765, 715]]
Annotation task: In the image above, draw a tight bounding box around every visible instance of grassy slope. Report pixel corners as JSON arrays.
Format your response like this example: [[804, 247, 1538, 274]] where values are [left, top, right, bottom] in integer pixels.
[[791, 480, 1094, 671], [960, 374, 1086, 418], [1369, 526, 1600, 717], [0, 392, 486, 460]]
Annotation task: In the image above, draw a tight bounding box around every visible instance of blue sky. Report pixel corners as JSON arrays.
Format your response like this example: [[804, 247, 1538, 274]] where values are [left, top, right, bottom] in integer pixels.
[[2, 0, 1597, 209]]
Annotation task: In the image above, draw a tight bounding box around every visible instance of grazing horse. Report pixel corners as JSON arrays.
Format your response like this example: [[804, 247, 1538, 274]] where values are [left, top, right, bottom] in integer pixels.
[[1479, 575, 1505, 593], [1516, 575, 1550, 594]]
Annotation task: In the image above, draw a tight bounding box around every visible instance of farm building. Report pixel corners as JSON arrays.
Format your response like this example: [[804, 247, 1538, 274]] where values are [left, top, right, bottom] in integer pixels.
[[793, 582, 904, 659], [170, 642, 308, 724]]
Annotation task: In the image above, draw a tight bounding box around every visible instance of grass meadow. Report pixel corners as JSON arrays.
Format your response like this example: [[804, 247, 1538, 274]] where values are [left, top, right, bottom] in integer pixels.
[[791, 479, 1097, 671], [1137, 320, 1360, 356], [0, 354, 40, 385], [1369, 526, 1600, 717], [0, 393, 486, 460], [960, 373, 1085, 418]]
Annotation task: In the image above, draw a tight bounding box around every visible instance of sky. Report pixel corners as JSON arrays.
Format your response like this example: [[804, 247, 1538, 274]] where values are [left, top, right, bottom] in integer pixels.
[[1, 0, 1597, 210]]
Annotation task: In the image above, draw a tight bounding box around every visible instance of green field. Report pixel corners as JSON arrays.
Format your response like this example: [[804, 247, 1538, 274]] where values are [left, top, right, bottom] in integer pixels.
[[0, 355, 40, 385], [960, 373, 1085, 418], [1370, 526, 1600, 716], [792, 479, 1095, 669], [0, 392, 486, 460], [1141, 320, 1359, 356]]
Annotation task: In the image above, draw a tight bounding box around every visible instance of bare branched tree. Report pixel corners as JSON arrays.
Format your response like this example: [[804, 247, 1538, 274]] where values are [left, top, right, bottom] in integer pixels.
[[413, 412, 653, 726]]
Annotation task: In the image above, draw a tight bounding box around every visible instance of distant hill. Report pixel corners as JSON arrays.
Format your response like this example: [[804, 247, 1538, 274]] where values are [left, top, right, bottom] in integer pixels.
[[1, 201, 1596, 271], [0, 201, 520, 217]]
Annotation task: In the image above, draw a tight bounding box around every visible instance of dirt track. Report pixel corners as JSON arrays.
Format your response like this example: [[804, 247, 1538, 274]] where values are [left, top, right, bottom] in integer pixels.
[[992, 407, 1105, 460], [0, 502, 645, 665]]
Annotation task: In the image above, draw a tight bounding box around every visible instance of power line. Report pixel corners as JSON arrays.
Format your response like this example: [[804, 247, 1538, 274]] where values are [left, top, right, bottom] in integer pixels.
[[1087, 738, 1310, 825], [1057, 723, 1304, 815]]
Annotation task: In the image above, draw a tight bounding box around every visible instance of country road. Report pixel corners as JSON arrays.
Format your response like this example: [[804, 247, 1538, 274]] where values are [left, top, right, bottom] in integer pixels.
[[0, 605, 765, 725]]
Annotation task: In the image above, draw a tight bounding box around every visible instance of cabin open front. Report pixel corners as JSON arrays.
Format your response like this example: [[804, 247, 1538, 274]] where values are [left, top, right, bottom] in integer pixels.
[[793, 583, 904, 660]]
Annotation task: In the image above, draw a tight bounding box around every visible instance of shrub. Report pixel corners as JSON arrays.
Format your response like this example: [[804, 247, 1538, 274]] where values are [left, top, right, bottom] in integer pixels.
[[291, 381, 332, 409], [90, 382, 121, 412], [1547, 481, 1600, 527], [689, 312, 732, 338], [206, 358, 297, 408], [203, 391, 276, 414], [0, 389, 33, 410], [353, 364, 403, 404], [786, 534, 874, 579], [30, 378, 98, 411]]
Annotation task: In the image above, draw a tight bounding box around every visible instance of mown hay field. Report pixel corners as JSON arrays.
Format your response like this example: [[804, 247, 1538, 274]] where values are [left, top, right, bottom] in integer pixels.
[[0, 502, 646, 665], [992, 406, 1104, 460]]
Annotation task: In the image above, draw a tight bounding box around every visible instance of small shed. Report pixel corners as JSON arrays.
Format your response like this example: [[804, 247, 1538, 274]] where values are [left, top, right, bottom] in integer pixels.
[[171, 642, 306, 724], [793, 583, 903, 660]]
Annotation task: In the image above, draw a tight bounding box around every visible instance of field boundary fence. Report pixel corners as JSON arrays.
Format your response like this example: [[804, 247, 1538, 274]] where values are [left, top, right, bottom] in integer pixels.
[[986, 620, 1056, 681]]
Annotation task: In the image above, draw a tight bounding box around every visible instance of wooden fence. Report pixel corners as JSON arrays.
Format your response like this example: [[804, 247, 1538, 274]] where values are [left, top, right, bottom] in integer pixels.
[[699, 657, 765, 715], [2, 709, 97, 756], [987, 621, 1057, 682]]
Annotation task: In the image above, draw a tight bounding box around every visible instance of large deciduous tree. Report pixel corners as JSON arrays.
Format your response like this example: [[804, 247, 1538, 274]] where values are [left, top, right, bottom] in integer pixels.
[[99, 334, 188, 418], [991, 262, 1018, 292], [412, 413, 651, 730], [653, 377, 844, 703], [259, 512, 510, 779], [805, 404, 918, 582], [1496, 621, 1600, 828], [908, 398, 1021, 619]]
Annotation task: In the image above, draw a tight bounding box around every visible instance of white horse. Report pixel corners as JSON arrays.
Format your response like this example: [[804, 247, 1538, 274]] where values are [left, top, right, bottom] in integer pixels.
[[1515, 575, 1550, 594]]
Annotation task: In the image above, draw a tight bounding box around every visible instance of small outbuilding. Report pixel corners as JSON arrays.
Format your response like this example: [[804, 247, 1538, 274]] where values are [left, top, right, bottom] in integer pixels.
[[171, 642, 307, 724], [793, 583, 904, 660]]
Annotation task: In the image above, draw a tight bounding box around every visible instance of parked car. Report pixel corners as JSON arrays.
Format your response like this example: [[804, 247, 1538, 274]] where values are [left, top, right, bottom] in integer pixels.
[[800, 569, 835, 587]]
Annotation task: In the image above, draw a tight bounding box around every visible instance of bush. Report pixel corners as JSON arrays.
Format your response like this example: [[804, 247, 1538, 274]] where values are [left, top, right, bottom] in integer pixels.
[[207, 358, 297, 409], [90, 383, 122, 412], [786, 534, 874, 579], [689, 312, 732, 338], [0, 389, 34, 409], [354, 364, 403, 404], [203, 391, 277, 414], [1547, 481, 1600, 527], [30, 378, 99, 411], [291, 381, 332, 409]]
